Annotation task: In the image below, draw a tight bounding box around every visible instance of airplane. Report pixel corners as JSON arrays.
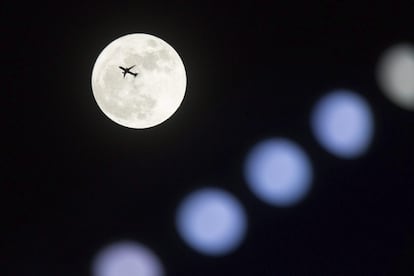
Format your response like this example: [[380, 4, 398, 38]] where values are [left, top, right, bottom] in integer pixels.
[[119, 65, 138, 78]]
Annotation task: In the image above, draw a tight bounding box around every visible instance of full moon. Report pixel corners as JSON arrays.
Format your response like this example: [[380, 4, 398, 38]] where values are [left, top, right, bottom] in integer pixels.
[[91, 33, 187, 129]]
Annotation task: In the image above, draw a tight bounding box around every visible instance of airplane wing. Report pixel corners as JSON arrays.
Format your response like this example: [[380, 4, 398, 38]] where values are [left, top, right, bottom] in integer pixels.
[[127, 65, 135, 70]]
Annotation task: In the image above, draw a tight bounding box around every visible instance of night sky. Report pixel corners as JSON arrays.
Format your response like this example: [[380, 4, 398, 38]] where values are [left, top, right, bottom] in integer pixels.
[[4, 1, 414, 275]]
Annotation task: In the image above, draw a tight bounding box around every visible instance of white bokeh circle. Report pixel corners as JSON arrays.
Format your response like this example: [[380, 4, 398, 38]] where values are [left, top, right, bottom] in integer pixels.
[[311, 90, 374, 159], [244, 138, 313, 207], [92, 240, 164, 276], [175, 187, 247, 256]]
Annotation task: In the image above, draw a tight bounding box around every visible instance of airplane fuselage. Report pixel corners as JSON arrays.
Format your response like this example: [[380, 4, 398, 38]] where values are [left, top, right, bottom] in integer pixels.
[[119, 66, 138, 78]]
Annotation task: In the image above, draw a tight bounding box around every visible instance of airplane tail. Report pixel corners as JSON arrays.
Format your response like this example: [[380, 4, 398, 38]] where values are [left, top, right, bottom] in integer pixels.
[[132, 72, 138, 77]]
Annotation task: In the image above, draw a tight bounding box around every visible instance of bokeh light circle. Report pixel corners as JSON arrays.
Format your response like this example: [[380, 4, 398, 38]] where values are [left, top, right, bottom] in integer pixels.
[[175, 187, 247, 256], [244, 138, 313, 207], [377, 43, 414, 110], [311, 90, 374, 159], [92, 240, 164, 276]]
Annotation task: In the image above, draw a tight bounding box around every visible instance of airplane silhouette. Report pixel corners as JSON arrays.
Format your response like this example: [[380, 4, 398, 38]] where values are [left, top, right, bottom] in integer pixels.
[[119, 65, 138, 78]]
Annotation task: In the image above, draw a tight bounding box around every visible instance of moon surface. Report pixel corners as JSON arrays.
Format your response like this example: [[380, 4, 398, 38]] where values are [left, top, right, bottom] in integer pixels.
[[91, 33, 187, 129]]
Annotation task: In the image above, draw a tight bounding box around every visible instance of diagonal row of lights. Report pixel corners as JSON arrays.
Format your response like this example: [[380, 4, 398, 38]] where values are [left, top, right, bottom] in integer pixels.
[[91, 43, 414, 276]]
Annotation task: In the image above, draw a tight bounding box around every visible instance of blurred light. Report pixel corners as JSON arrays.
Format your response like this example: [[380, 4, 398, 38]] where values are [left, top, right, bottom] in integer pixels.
[[92, 241, 164, 276], [175, 187, 247, 256], [311, 90, 374, 158], [377, 43, 414, 110], [244, 138, 313, 207]]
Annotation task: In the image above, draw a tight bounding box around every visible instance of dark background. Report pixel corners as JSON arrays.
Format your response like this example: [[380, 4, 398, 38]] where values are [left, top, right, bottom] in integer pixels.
[[4, 1, 414, 275]]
